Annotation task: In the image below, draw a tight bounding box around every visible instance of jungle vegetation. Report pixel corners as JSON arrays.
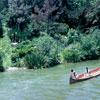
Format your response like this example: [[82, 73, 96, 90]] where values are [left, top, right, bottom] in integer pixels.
[[0, 0, 100, 71]]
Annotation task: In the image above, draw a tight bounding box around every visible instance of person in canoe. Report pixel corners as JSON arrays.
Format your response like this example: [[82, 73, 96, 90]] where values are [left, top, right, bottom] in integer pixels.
[[71, 69, 77, 79], [84, 67, 91, 77], [85, 67, 90, 74]]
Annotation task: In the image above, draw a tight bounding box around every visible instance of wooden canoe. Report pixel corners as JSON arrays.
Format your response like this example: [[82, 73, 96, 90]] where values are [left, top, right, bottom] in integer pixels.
[[70, 67, 100, 84]]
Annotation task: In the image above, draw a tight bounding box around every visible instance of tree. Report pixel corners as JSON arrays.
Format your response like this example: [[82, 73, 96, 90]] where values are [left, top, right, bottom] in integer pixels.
[[0, 0, 8, 37], [6, 0, 66, 42]]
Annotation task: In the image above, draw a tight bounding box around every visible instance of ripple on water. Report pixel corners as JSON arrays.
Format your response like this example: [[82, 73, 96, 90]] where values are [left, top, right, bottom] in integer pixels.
[[1, 60, 100, 100]]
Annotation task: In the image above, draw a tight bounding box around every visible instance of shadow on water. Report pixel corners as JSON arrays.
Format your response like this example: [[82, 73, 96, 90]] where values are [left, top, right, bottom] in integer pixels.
[[0, 59, 100, 100]]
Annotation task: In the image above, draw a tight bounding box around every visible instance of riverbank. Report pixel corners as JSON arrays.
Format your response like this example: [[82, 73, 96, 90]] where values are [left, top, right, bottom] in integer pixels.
[[6, 67, 28, 71]]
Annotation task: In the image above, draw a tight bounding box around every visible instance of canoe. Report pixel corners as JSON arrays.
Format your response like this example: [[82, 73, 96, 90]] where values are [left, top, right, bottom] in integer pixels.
[[70, 67, 100, 84]]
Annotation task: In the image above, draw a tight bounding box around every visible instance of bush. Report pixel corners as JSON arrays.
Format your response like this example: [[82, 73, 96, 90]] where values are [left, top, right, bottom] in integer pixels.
[[24, 51, 46, 69], [61, 44, 81, 63], [49, 22, 69, 36], [11, 36, 62, 68], [80, 29, 100, 60], [32, 36, 61, 67], [67, 28, 80, 45], [61, 29, 100, 63], [11, 40, 34, 67]]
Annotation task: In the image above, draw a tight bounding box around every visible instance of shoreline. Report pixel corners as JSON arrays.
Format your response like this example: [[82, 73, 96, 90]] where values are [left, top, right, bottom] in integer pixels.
[[6, 67, 28, 71]]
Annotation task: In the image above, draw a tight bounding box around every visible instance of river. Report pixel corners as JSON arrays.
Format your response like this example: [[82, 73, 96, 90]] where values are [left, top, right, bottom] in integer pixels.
[[0, 59, 100, 100]]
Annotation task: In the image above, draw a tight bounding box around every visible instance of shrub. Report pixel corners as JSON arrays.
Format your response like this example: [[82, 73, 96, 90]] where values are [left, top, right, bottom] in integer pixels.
[[24, 51, 46, 69], [11, 40, 34, 67], [61, 29, 100, 63], [61, 44, 81, 63], [32, 36, 61, 67], [67, 28, 80, 45], [80, 29, 100, 60], [11, 36, 62, 68], [50, 22, 69, 36]]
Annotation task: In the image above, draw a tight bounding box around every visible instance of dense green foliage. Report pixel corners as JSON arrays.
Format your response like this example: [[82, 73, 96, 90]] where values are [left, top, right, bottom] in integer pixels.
[[31, 36, 61, 67], [12, 36, 62, 68], [24, 50, 45, 69], [80, 29, 100, 60], [0, 0, 100, 69], [62, 44, 81, 63], [11, 40, 34, 67]]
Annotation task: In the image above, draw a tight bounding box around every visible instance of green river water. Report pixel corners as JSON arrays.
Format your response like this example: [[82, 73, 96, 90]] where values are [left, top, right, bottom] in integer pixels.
[[0, 60, 100, 100]]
